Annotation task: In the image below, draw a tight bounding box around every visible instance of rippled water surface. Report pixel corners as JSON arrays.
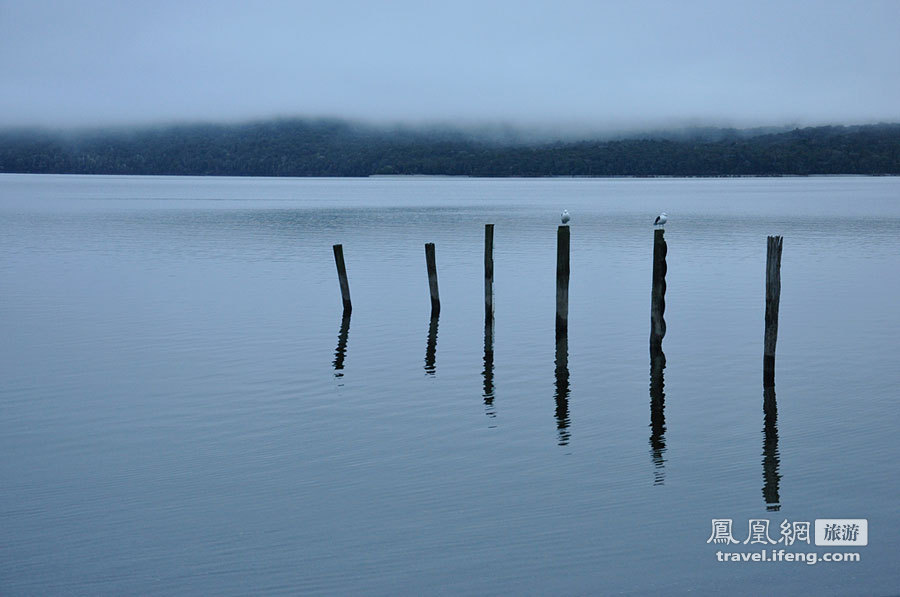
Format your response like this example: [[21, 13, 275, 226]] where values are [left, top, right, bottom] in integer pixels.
[[2, 174, 899, 595]]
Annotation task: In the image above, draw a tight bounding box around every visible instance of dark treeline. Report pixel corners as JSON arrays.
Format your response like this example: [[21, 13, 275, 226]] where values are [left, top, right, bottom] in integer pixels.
[[1, 119, 899, 177]]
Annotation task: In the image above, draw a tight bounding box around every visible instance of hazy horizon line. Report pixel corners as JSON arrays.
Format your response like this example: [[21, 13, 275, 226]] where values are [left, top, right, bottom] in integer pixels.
[[3, 114, 899, 142]]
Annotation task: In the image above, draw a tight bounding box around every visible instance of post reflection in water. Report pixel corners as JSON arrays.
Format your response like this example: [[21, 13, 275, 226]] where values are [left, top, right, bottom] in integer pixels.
[[762, 385, 782, 511], [424, 315, 439, 375], [333, 313, 351, 379], [554, 331, 571, 446], [649, 227, 668, 482], [483, 315, 495, 417], [649, 348, 667, 485]]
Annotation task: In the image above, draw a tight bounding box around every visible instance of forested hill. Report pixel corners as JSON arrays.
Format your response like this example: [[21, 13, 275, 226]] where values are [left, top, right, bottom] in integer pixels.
[[1, 120, 899, 177]]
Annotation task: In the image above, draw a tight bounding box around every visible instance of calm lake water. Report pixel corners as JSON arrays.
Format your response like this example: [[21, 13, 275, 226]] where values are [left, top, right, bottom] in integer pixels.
[[2, 174, 899, 595]]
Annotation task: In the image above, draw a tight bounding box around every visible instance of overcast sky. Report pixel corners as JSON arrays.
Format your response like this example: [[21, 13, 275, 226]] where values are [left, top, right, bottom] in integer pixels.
[[1, 0, 899, 130]]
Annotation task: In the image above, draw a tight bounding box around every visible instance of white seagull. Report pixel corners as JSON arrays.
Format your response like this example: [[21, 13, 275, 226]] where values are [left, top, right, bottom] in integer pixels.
[[654, 212, 667, 227], [561, 209, 571, 224]]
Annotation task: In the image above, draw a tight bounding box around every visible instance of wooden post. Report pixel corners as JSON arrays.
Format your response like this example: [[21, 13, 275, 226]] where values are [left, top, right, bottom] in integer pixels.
[[764, 235, 783, 387], [650, 229, 667, 355], [556, 225, 570, 339], [554, 224, 571, 444], [332, 244, 352, 314], [484, 224, 494, 322], [483, 225, 496, 415], [425, 242, 440, 316]]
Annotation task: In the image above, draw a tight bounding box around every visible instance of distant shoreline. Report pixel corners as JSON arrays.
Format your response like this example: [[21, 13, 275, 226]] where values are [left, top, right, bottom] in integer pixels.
[[2, 172, 896, 181], [3, 120, 899, 177]]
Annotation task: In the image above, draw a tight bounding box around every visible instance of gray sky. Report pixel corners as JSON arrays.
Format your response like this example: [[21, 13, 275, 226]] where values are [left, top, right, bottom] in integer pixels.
[[2, 0, 899, 130]]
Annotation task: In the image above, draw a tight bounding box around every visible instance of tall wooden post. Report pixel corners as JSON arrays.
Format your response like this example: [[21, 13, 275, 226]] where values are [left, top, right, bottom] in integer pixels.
[[764, 236, 783, 387], [425, 242, 440, 316], [650, 229, 667, 355], [484, 224, 494, 322], [649, 227, 668, 482], [332, 244, 352, 314], [556, 225, 570, 339]]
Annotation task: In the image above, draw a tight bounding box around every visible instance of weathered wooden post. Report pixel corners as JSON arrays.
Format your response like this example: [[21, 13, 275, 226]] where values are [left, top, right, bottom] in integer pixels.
[[763, 235, 783, 387], [650, 229, 667, 355], [484, 224, 494, 322], [484, 224, 496, 414], [332, 244, 352, 314], [425, 242, 440, 316], [649, 226, 668, 479], [556, 225, 570, 339]]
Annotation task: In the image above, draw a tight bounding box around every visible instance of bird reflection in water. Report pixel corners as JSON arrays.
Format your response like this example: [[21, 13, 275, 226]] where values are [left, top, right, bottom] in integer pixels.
[[333, 313, 351, 380], [762, 385, 781, 511], [649, 347, 667, 485], [424, 315, 439, 375], [483, 315, 496, 418], [554, 330, 571, 446]]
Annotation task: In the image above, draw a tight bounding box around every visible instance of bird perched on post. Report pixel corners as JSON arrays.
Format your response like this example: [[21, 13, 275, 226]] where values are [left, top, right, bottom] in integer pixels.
[[561, 209, 571, 224], [654, 212, 667, 227]]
